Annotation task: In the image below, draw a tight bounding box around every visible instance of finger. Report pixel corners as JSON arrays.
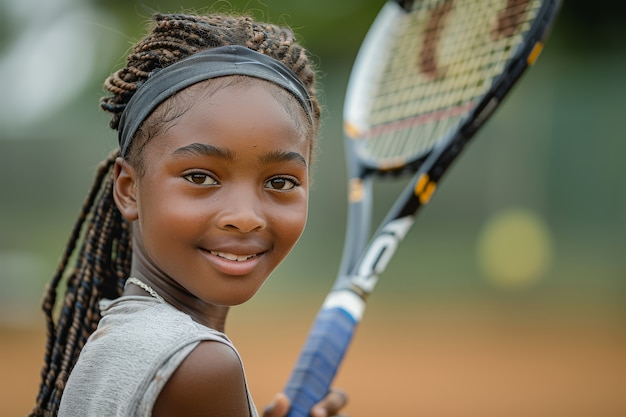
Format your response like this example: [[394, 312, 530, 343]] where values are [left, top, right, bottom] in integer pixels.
[[310, 388, 348, 417], [262, 392, 290, 417]]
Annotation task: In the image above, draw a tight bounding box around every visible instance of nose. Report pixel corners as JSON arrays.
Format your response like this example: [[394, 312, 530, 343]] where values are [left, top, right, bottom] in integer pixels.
[[215, 185, 267, 233]]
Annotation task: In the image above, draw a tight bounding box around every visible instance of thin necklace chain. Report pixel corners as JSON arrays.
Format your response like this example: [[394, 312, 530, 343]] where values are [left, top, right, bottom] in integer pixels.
[[125, 277, 164, 302]]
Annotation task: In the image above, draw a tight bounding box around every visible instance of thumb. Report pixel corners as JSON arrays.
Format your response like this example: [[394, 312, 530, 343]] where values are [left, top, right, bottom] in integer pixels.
[[262, 392, 290, 417]]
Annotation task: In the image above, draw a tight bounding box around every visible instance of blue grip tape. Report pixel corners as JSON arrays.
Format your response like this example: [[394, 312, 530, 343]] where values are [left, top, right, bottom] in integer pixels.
[[284, 307, 357, 417]]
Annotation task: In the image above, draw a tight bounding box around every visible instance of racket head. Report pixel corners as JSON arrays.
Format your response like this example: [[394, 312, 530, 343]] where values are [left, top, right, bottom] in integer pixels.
[[343, 0, 561, 175]]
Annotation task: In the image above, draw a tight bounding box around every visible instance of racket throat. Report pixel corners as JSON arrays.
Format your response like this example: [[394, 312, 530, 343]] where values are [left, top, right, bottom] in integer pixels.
[[350, 215, 414, 295]]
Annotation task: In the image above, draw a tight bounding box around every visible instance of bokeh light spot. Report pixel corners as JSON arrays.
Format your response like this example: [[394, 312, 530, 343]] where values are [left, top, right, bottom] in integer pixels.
[[477, 207, 553, 290]]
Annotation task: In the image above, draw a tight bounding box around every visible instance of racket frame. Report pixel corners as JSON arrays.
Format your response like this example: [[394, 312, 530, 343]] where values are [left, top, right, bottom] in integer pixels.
[[284, 1, 561, 415]]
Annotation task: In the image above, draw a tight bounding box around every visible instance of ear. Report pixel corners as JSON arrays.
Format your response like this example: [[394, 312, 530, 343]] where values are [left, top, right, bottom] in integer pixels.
[[113, 157, 139, 221]]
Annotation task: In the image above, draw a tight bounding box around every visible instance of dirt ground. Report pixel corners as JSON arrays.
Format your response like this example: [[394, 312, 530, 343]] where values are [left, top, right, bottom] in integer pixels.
[[3, 298, 625, 417]]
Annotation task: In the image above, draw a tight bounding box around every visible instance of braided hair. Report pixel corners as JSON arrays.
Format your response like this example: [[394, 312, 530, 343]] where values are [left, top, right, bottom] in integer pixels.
[[30, 12, 320, 417]]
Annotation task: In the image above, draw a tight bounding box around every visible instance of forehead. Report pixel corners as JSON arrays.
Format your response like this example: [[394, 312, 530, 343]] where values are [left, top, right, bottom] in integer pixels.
[[143, 79, 311, 161], [135, 76, 313, 156]]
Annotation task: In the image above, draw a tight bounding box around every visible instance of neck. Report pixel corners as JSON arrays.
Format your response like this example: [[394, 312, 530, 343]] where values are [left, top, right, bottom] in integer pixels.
[[126, 249, 231, 332]]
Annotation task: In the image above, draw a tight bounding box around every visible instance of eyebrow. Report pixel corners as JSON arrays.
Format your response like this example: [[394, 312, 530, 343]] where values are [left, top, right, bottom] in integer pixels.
[[172, 143, 307, 167], [260, 149, 308, 168], [172, 143, 236, 161]]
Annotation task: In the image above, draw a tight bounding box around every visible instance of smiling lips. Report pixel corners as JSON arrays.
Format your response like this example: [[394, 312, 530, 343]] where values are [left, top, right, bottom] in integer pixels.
[[209, 251, 257, 262], [203, 249, 263, 276]]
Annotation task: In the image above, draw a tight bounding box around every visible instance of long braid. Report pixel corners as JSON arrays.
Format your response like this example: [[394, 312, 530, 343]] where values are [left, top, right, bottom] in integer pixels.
[[30, 151, 130, 417], [32, 12, 319, 417]]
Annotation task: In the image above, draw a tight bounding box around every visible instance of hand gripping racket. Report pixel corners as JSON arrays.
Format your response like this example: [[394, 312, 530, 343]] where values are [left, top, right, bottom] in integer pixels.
[[284, 1, 561, 415]]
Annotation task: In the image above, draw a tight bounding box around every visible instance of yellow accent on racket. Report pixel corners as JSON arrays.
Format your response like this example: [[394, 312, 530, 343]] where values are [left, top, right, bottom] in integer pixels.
[[527, 42, 544, 65]]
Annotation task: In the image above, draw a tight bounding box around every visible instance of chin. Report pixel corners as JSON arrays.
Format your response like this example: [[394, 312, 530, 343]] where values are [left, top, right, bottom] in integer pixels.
[[214, 289, 262, 307]]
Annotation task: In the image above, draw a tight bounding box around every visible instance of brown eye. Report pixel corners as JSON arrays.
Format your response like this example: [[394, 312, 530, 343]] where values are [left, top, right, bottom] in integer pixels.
[[183, 173, 218, 186], [265, 177, 298, 191]]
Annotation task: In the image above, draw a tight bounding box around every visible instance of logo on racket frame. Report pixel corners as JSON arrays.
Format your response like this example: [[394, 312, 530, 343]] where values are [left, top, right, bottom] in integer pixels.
[[351, 216, 414, 294]]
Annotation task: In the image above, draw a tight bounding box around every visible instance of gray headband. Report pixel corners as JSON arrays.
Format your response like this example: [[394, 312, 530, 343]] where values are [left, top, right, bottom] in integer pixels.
[[117, 45, 313, 156]]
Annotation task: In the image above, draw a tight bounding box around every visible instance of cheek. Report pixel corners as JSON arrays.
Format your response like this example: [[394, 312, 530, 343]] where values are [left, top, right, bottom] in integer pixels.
[[137, 188, 203, 244], [275, 201, 309, 250]]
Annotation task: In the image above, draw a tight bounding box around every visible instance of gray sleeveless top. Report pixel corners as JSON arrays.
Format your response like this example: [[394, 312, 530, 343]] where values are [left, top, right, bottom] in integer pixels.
[[58, 296, 258, 417]]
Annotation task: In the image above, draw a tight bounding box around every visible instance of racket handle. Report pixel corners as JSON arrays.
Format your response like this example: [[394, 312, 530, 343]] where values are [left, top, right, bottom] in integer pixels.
[[284, 306, 357, 417]]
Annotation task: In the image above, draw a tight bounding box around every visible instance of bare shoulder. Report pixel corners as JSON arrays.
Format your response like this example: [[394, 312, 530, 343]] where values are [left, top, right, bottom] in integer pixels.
[[152, 340, 251, 417]]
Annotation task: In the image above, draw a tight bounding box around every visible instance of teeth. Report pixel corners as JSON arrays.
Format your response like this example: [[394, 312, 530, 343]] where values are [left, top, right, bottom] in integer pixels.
[[210, 251, 256, 262]]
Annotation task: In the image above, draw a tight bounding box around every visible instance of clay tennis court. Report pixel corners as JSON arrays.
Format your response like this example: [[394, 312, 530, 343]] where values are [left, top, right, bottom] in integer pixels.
[[3, 297, 625, 416]]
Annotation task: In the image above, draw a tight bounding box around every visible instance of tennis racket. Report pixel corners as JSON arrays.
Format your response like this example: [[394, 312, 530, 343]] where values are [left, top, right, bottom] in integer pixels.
[[284, 1, 561, 415]]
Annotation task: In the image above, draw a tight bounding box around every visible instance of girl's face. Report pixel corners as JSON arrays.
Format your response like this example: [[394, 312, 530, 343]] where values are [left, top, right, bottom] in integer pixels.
[[119, 80, 310, 314]]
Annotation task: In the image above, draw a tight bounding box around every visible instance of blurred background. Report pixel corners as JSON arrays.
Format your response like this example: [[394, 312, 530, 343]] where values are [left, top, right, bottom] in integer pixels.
[[1, 0, 624, 415]]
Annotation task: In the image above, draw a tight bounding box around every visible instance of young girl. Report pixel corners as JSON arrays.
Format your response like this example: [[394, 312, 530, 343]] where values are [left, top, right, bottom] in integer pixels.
[[30, 12, 347, 417]]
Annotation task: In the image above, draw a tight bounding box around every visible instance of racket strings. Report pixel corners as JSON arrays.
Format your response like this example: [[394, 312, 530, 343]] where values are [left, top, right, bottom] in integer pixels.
[[357, 0, 541, 166]]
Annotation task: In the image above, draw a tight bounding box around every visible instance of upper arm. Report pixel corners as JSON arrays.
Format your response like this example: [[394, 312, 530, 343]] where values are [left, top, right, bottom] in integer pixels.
[[152, 340, 251, 417]]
